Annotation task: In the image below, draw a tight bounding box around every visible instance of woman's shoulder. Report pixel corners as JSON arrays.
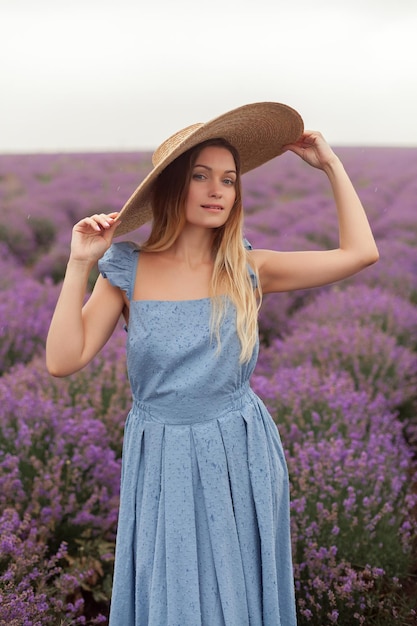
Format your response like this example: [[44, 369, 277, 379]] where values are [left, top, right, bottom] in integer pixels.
[[98, 241, 140, 299], [99, 240, 139, 266]]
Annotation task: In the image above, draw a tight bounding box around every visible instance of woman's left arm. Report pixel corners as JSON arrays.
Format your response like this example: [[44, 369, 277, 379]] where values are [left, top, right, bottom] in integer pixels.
[[250, 131, 379, 293]]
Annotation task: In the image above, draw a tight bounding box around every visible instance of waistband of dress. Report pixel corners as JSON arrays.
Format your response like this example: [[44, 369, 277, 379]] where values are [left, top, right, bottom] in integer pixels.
[[131, 382, 254, 425]]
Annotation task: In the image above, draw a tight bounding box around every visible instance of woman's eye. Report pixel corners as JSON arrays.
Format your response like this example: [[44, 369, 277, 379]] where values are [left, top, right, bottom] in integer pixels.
[[224, 178, 235, 186], [192, 173, 206, 180]]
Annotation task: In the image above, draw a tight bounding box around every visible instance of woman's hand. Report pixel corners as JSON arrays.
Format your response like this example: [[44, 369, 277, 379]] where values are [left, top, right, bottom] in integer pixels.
[[70, 212, 121, 264], [284, 131, 339, 170]]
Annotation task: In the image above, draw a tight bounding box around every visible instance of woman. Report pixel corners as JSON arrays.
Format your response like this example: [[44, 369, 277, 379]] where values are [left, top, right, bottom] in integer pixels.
[[46, 102, 379, 625]]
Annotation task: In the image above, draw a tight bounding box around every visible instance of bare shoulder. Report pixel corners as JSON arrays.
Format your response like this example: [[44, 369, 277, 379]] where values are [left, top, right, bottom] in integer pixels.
[[247, 248, 288, 292], [247, 248, 286, 274]]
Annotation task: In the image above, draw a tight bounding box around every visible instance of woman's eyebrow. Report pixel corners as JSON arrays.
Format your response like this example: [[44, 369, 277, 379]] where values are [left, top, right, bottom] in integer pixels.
[[193, 163, 237, 175]]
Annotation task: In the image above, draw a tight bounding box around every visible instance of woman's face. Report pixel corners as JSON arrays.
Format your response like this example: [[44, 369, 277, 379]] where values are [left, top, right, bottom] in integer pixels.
[[184, 145, 237, 229]]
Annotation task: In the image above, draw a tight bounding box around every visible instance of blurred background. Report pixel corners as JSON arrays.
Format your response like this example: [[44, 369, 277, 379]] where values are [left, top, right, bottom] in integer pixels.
[[1, 0, 417, 153]]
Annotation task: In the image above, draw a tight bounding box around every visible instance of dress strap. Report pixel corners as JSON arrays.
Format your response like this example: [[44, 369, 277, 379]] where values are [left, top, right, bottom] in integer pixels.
[[243, 237, 258, 289]]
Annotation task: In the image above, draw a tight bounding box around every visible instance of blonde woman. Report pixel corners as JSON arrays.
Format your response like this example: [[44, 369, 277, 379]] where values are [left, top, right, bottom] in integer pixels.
[[46, 103, 379, 626]]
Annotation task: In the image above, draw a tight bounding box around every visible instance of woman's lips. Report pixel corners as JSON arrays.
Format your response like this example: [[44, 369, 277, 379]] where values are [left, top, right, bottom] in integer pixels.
[[201, 204, 223, 211]]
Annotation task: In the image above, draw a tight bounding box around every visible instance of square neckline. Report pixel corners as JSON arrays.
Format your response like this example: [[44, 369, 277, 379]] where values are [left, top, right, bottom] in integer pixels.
[[130, 246, 219, 304]]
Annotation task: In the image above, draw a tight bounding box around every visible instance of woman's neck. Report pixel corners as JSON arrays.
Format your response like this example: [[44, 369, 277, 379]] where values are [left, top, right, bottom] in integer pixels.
[[165, 226, 216, 267]]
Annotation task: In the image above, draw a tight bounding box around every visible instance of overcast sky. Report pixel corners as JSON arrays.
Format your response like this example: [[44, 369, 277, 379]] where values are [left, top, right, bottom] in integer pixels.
[[1, 0, 416, 153]]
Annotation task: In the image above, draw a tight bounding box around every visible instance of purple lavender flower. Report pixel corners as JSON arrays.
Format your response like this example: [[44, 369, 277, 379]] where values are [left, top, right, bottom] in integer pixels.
[[1, 146, 417, 623]]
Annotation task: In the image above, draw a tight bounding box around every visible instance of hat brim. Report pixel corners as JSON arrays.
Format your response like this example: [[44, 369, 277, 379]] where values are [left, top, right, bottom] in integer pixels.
[[116, 102, 304, 236]]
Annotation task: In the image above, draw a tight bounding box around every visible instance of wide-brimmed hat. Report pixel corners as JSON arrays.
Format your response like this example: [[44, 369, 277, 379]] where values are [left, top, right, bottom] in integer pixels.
[[116, 101, 304, 235]]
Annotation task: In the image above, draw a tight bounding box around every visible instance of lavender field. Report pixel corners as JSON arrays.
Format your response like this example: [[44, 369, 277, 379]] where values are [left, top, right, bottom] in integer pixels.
[[1, 146, 417, 625]]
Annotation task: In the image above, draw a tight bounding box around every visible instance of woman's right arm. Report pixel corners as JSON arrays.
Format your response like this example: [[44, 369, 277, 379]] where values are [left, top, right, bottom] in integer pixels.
[[46, 212, 124, 377]]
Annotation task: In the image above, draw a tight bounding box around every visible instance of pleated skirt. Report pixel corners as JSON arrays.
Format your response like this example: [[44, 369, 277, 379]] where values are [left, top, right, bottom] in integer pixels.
[[109, 387, 297, 626]]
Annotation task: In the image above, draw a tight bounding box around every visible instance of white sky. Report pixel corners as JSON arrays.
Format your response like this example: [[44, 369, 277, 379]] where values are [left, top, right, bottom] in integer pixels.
[[1, 0, 417, 153]]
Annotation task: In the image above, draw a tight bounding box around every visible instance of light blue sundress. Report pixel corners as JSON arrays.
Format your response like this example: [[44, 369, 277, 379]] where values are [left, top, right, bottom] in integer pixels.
[[98, 241, 297, 626]]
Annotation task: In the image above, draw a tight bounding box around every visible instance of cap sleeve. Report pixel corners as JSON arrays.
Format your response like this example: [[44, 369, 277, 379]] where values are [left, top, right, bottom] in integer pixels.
[[98, 241, 139, 300], [243, 237, 258, 289]]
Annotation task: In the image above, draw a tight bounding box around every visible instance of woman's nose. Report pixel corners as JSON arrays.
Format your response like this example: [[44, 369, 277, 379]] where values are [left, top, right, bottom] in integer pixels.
[[209, 181, 222, 198]]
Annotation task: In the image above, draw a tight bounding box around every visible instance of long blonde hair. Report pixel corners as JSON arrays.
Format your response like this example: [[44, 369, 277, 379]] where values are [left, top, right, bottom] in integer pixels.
[[141, 138, 261, 362]]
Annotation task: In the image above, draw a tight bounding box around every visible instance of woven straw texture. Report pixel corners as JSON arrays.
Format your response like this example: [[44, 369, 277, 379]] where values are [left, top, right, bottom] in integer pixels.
[[116, 102, 303, 235]]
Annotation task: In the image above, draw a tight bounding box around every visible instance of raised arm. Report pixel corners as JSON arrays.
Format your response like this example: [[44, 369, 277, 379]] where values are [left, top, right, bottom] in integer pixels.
[[46, 212, 124, 377], [250, 131, 379, 293]]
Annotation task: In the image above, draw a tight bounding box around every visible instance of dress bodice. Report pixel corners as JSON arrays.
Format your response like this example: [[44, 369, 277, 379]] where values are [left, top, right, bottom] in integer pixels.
[[98, 242, 259, 422]]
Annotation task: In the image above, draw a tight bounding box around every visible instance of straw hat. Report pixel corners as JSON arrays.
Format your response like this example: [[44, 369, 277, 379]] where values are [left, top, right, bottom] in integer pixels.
[[116, 101, 303, 235]]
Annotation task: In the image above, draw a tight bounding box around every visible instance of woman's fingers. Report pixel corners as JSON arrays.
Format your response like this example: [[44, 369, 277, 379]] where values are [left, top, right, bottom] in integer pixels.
[[284, 131, 337, 169], [74, 212, 120, 233]]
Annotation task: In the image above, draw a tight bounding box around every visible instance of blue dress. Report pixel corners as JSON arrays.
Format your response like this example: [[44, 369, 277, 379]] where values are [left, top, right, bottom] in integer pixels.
[[98, 242, 296, 626]]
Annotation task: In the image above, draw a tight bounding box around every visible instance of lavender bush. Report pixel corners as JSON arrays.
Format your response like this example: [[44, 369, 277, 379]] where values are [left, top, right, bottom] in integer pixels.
[[252, 366, 416, 623], [0, 330, 128, 624], [1, 146, 416, 624], [258, 322, 417, 412], [0, 277, 61, 374], [287, 284, 417, 348]]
